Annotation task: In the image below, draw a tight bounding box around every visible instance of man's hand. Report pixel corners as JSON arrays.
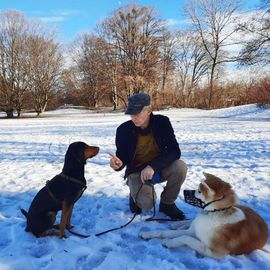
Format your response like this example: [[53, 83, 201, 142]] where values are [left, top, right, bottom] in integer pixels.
[[140, 165, 154, 183], [109, 152, 123, 170]]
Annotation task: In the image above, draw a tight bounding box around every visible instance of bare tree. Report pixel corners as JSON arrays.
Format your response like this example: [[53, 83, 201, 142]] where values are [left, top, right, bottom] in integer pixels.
[[173, 30, 209, 106], [97, 26, 122, 110], [71, 33, 109, 108], [104, 43, 120, 110], [0, 10, 62, 117], [184, 0, 242, 108], [0, 10, 29, 117], [60, 67, 83, 105], [25, 34, 63, 116], [159, 29, 175, 93], [101, 4, 164, 99], [238, 0, 270, 65]]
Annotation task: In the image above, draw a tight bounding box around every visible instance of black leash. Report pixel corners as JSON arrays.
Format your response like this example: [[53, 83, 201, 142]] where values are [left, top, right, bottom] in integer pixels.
[[67, 184, 144, 238], [67, 212, 137, 238], [145, 184, 180, 222], [67, 182, 179, 238]]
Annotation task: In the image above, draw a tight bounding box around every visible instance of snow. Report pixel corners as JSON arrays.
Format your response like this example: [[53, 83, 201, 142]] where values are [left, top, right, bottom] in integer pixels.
[[0, 104, 269, 270]]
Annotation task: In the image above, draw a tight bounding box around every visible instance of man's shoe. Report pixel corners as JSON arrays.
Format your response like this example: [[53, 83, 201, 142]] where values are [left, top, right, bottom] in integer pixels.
[[129, 194, 142, 214], [159, 202, 185, 220]]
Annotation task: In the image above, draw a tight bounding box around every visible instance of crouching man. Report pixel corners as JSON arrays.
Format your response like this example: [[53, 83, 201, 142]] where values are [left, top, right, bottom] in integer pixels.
[[109, 93, 187, 220]]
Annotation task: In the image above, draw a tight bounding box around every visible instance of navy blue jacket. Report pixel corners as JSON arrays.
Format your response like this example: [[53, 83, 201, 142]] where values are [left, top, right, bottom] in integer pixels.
[[115, 113, 181, 178]]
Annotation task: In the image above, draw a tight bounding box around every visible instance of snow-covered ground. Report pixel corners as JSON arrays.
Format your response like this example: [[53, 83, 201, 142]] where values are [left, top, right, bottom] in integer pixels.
[[0, 104, 269, 270]]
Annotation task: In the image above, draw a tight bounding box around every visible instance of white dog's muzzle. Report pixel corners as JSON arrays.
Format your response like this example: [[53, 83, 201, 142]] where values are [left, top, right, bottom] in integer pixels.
[[184, 190, 207, 209]]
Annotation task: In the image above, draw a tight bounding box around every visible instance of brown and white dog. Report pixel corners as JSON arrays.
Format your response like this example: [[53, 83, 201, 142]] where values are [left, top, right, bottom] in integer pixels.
[[140, 172, 268, 258]]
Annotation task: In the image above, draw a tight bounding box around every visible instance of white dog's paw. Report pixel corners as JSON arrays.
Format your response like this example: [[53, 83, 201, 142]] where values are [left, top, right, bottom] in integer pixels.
[[162, 238, 184, 249], [161, 239, 169, 248], [161, 239, 175, 248], [171, 220, 191, 229], [171, 222, 182, 229], [139, 231, 151, 240]]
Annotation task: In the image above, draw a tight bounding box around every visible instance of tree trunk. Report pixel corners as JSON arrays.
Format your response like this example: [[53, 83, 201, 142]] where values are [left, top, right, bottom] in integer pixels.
[[112, 85, 118, 110], [17, 109, 22, 118], [6, 109, 14, 118], [208, 63, 216, 109]]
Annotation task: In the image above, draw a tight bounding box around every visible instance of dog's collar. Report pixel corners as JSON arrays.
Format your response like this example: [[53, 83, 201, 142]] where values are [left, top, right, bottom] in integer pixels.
[[204, 206, 233, 213], [203, 196, 226, 210]]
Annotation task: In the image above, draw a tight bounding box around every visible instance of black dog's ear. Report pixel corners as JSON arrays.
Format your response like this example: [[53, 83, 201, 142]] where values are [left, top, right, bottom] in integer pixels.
[[66, 142, 87, 165]]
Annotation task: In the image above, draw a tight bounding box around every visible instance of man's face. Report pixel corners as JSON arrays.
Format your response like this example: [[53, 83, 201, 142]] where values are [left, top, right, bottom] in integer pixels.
[[130, 107, 151, 128]]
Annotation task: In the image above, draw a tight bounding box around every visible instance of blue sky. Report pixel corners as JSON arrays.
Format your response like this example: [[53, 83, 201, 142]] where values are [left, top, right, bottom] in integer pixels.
[[0, 0, 261, 43]]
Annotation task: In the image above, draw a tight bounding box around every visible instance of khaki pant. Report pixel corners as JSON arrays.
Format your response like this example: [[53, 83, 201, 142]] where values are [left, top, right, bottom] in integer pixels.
[[127, 160, 187, 210]]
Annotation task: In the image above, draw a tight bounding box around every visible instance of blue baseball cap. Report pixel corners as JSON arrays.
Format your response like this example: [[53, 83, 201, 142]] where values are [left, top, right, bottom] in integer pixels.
[[125, 93, 151, 115]]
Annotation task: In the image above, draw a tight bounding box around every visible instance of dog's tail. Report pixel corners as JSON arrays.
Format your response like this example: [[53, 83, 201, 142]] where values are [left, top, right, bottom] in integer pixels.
[[20, 208, 28, 219], [20, 208, 31, 232]]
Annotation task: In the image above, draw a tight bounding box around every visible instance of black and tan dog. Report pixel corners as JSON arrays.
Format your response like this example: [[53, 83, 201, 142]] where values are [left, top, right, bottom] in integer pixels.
[[21, 141, 99, 238]]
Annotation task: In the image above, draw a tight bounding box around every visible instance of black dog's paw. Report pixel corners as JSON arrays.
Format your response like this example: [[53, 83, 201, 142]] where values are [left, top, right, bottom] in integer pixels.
[[52, 224, 60, 230]]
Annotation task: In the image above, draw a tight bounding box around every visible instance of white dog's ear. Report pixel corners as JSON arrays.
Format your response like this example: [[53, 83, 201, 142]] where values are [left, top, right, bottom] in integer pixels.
[[201, 172, 207, 182], [202, 172, 215, 196], [201, 181, 215, 196], [203, 172, 213, 179]]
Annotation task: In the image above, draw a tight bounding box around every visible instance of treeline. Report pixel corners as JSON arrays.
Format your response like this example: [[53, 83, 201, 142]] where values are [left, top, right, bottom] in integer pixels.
[[0, 0, 269, 118]]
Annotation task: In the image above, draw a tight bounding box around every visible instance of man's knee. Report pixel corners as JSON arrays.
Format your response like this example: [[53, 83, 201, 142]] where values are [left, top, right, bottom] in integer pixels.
[[170, 160, 188, 176], [137, 194, 155, 211], [127, 173, 141, 193], [177, 160, 188, 175], [134, 184, 157, 211]]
